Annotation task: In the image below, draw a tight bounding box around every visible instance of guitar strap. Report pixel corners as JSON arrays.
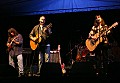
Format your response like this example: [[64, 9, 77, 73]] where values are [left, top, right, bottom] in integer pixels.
[[38, 24, 40, 44], [38, 24, 40, 36]]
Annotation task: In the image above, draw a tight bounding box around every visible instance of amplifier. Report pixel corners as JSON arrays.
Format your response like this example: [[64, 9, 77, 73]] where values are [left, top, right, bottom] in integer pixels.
[[50, 50, 61, 63], [22, 48, 32, 54], [22, 48, 32, 67]]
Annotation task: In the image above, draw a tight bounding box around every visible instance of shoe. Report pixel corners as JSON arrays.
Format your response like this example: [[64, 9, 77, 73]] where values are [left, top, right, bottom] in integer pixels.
[[28, 72, 32, 77], [37, 72, 40, 75], [33, 73, 40, 77], [18, 73, 24, 77]]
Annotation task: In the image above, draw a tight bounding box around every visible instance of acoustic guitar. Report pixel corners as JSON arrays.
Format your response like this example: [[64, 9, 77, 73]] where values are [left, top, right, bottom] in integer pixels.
[[30, 23, 52, 50], [85, 22, 118, 51]]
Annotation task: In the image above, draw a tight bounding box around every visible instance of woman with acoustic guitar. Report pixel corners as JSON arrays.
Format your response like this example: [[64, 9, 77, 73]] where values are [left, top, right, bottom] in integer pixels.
[[86, 15, 118, 74], [29, 16, 52, 75]]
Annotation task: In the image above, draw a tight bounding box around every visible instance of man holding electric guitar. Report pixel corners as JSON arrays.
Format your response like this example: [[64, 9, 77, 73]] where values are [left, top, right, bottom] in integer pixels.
[[6, 28, 24, 77], [86, 15, 118, 72], [29, 16, 52, 75]]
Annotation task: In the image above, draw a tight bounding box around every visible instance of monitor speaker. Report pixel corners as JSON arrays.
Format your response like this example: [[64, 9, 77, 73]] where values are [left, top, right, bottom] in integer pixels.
[[0, 64, 18, 77], [69, 62, 96, 78], [40, 63, 62, 77]]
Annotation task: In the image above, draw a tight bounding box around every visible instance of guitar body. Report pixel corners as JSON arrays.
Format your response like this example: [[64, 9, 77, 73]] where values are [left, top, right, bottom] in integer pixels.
[[30, 35, 42, 50], [30, 40, 38, 50], [85, 37, 102, 51], [76, 53, 81, 61], [7, 45, 12, 52]]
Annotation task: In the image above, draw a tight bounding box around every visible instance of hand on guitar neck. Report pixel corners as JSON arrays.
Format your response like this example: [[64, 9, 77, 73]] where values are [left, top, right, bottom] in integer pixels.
[[7, 36, 18, 52]]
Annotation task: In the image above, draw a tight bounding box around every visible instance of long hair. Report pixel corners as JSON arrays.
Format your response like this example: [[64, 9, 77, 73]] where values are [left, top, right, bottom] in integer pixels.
[[94, 15, 106, 27], [8, 28, 19, 37]]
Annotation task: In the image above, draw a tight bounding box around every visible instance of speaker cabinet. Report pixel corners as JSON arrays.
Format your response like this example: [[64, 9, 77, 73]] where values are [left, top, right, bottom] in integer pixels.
[[69, 62, 96, 78], [0, 64, 18, 77], [108, 61, 120, 78], [50, 51, 61, 63], [40, 63, 62, 77]]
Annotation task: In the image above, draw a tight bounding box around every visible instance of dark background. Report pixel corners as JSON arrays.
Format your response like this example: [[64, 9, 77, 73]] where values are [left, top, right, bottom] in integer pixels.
[[0, 9, 120, 65]]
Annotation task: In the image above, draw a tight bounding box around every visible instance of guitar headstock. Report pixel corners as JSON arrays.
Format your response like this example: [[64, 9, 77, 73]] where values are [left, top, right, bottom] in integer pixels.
[[112, 22, 118, 28], [46, 23, 52, 28]]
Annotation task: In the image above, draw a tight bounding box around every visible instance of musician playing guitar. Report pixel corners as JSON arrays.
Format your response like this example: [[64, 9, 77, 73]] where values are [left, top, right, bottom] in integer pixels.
[[6, 28, 24, 77], [29, 16, 52, 75], [86, 15, 118, 71]]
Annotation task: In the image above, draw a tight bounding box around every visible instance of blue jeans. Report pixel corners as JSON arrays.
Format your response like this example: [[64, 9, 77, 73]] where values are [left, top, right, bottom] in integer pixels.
[[38, 44, 50, 73]]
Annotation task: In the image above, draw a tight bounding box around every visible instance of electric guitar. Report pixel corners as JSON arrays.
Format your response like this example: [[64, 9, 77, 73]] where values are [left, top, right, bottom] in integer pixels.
[[7, 36, 18, 52], [30, 23, 52, 50], [86, 22, 118, 51]]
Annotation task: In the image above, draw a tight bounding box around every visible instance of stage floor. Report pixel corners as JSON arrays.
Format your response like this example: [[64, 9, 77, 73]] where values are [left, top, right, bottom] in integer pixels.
[[0, 61, 120, 83]]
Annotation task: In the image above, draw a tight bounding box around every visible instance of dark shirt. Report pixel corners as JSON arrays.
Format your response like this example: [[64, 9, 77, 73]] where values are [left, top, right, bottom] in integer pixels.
[[7, 34, 23, 57], [89, 25, 109, 42]]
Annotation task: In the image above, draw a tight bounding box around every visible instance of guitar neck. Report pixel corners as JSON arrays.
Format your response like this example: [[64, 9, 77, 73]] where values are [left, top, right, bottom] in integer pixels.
[[9, 36, 18, 45], [99, 22, 118, 37]]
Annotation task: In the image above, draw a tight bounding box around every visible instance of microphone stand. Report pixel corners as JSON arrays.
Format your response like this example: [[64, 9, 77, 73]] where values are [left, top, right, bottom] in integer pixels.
[[66, 43, 80, 66]]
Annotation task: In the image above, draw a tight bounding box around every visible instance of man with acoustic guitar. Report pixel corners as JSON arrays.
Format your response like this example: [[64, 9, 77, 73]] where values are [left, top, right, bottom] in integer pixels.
[[6, 28, 24, 77], [29, 16, 52, 75], [86, 15, 118, 74]]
